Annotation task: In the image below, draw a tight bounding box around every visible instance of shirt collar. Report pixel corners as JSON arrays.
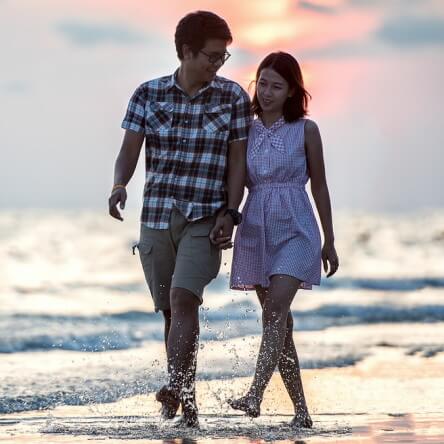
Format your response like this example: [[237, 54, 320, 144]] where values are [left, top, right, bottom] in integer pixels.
[[164, 72, 176, 91], [165, 69, 222, 98]]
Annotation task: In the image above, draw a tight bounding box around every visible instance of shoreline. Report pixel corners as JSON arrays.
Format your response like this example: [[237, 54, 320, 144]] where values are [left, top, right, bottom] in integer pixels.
[[1, 347, 444, 442]]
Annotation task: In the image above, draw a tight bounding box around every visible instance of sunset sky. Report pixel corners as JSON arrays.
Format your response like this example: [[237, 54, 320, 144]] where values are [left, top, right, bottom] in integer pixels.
[[1, 0, 443, 212]]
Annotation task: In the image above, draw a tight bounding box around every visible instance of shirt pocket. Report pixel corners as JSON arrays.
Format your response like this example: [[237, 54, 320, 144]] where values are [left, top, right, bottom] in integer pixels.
[[203, 104, 232, 133], [146, 102, 174, 133]]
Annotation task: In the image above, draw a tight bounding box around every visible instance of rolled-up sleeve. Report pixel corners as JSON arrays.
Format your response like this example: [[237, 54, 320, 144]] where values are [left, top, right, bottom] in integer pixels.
[[121, 84, 147, 133], [228, 88, 253, 143]]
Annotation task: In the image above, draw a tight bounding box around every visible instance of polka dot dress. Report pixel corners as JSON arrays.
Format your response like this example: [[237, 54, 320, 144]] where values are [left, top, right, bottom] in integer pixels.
[[230, 117, 322, 291]]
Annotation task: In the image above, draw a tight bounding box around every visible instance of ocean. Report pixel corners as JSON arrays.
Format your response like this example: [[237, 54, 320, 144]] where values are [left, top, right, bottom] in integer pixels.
[[1, 209, 444, 415]]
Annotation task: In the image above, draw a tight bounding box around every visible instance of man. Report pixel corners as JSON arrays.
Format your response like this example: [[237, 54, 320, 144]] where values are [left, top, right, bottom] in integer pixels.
[[108, 11, 252, 427]]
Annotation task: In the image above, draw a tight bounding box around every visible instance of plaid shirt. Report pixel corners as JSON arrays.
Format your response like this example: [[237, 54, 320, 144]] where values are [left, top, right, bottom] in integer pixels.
[[122, 71, 252, 229]]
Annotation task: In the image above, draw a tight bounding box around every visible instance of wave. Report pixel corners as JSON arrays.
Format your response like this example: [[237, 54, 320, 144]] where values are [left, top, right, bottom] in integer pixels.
[[296, 304, 444, 330], [0, 369, 160, 414], [406, 344, 444, 358], [0, 307, 259, 353], [10, 276, 444, 297], [2, 302, 444, 353], [319, 277, 444, 291], [0, 352, 365, 414]]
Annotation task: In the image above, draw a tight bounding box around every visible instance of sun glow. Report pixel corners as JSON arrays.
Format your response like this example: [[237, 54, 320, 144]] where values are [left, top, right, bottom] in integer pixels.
[[239, 21, 307, 48]]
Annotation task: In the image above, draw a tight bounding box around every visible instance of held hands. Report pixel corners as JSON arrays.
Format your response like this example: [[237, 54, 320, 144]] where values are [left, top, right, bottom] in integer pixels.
[[322, 242, 339, 277], [108, 186, 127, 221], [209, 213, 234, 250]]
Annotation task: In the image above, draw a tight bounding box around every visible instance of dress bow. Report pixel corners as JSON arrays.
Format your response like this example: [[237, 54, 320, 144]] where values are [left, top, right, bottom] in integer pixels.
[[250, 117, 286, 158]]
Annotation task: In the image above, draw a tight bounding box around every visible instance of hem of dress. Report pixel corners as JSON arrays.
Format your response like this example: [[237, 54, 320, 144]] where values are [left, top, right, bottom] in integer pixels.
[[230, 280, 320, 292]]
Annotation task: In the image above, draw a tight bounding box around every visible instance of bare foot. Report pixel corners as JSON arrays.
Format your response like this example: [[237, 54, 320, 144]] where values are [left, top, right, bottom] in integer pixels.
[[155, 385, 180, 420], [179, 389, 199, 428], [227, 395, 260, 418], [290, 411, 313, 428]]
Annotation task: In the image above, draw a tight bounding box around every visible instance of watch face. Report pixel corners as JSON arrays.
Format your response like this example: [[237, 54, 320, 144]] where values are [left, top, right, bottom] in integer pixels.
[[227, 209, 242, 225]]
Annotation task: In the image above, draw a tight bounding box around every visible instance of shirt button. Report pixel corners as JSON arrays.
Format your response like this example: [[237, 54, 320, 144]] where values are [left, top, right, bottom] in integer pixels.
[[184, 120, 189, 124], [182, 138, 187, 143]]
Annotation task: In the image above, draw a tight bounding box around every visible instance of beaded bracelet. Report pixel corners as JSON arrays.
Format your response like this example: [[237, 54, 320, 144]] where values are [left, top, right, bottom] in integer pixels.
[[112, 184, 126, 193]]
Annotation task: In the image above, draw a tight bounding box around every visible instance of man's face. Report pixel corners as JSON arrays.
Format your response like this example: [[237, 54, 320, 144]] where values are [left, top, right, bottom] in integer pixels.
[[186, 39, 229, 83]]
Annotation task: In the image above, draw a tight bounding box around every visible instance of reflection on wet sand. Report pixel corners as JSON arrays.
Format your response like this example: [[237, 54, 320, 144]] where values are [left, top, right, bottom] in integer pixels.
[[1, 412, 443, 443]]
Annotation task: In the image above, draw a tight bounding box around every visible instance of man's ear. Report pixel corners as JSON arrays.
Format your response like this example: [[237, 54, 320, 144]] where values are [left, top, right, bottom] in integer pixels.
[[182, 44, 193, 60]]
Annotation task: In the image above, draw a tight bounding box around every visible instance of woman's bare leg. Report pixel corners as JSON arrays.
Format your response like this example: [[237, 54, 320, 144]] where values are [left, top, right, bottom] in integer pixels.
[[228, 275, 298, 413], [257, 287, 311, 426], [229, 278, 312, 427], [279, 314, 312, 427]]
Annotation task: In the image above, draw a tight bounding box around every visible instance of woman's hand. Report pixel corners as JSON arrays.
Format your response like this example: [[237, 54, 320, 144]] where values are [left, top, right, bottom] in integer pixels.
[[209, 214, 234, 250], [322, 243, 339, 277]]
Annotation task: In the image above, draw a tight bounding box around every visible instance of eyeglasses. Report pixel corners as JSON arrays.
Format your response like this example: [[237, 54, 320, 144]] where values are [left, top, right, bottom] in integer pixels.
[[199, 49, 231, 65]]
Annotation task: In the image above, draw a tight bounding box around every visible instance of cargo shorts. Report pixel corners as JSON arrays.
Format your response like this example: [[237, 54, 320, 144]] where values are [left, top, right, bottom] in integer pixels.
[[137, 207, 222, 312]]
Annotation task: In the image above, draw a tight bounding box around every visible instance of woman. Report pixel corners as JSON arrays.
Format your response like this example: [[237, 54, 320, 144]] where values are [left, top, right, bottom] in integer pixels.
[[228, 52, 339, 428]]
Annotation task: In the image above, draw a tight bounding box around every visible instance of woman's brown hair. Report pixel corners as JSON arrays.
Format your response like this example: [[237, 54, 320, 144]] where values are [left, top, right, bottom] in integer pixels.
[[252, 51, 311, 121]]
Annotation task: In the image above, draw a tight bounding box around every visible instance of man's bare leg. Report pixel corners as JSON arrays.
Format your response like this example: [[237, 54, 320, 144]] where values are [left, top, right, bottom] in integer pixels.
[[156, 287, 200, 426], [162, 309, 171, 349], [156, 309, 181, 419]]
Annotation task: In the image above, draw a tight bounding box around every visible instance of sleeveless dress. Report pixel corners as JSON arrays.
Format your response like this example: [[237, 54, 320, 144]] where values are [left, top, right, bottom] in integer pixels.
[[230, 117, 322, 290]]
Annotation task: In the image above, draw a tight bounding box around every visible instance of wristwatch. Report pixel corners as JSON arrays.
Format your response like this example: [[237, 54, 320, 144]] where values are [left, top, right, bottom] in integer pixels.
[[224, 208, 242, 225]]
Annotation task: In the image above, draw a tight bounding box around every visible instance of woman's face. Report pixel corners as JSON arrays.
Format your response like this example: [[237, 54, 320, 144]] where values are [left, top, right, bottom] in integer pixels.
[[256, 67, 291, 115]]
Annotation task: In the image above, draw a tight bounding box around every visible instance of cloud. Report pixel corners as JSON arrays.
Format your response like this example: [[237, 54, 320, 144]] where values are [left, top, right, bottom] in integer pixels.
[[376, 16, 444, 47], [298, 39, 382, 60], [347, 0, 384, 6], [347, 0, 432, 11], [56, 21, 147, 46], [298, 0, 338, 14], [298, 14, 444, 60], [229, 47, 258, 67], [1, 81, 28, 94]]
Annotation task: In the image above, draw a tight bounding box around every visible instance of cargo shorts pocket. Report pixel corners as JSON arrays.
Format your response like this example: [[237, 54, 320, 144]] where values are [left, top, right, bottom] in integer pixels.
[[189, 224, 221, 279], [138, 242, 154, 287]]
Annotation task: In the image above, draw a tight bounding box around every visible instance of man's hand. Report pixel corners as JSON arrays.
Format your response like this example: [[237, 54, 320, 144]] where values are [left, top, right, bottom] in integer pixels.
[[108, 129, 144, 222], [209, 214, 234, 249], [108, 187, 127, 221]]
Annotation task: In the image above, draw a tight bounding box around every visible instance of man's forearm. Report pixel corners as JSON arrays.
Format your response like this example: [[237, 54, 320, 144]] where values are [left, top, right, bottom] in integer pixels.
[[113, 130, 144, 187], [113, 149, 139, 186]]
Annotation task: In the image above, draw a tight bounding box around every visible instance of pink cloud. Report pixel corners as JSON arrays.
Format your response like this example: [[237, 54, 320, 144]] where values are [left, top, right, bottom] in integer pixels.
[[43, 0, 380, 54]]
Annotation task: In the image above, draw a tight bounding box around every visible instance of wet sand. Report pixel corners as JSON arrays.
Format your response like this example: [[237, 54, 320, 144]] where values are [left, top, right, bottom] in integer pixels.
[[1, 347, 443, 443]]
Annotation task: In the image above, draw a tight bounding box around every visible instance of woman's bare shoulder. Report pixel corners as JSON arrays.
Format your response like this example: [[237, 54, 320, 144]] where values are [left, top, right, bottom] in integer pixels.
[[303, 118, 319, 134], [304, 119, 321, 146]]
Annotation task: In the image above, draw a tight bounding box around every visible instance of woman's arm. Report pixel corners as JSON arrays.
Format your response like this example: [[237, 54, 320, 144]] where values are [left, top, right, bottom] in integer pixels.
[[304, 119, 339, 277]]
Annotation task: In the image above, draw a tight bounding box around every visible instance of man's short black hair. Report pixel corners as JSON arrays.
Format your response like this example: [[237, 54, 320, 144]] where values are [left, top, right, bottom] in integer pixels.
[[175, 11, 232, 60]]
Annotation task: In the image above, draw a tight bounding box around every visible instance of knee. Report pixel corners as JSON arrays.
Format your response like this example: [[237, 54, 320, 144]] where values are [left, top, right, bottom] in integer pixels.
[[263, 302, 288, 326], [170, 288, 199, 314]]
